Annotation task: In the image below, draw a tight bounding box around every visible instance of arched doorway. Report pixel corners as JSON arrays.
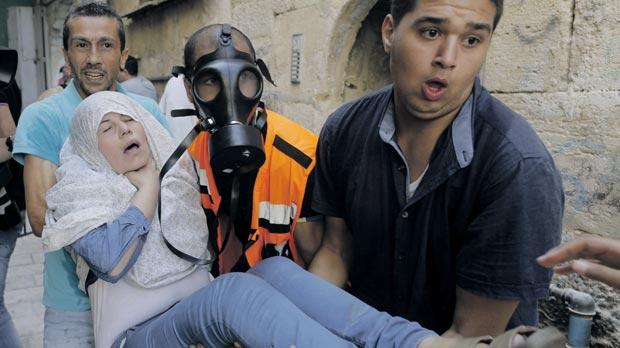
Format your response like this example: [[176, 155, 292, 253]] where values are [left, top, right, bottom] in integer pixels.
[[342, 1, 390, 103]]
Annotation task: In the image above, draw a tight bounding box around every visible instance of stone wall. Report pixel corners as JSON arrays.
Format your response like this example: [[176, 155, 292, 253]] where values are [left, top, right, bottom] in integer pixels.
[[43, 0, 74, 87], [485, 0, 619, 239], [111, 0, 618, 241]]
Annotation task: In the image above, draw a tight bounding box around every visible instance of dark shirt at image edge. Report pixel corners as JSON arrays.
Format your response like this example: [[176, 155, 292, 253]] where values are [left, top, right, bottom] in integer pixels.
[[312, 78, 564, 333]]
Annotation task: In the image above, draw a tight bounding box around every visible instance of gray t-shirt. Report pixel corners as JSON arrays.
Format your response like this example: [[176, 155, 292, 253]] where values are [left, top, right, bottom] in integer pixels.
[[121, 75, 157, 101]]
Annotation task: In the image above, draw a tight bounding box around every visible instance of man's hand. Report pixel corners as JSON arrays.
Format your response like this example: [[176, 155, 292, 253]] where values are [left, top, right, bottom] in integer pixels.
[[537, 236, 620, 289], [24, 155, 58, 236]]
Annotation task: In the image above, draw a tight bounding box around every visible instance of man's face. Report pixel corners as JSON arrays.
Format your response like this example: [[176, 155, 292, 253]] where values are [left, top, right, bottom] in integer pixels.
[[97, 112, 151, 174], [382, 0, 495, 121], [63, 16, 128, 99]]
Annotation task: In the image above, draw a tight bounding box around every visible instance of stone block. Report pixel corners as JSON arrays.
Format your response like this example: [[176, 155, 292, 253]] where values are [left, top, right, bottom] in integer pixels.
[[7, 252, 32, 267], [5, 285, 44, 306], [273, 0, 318, 15], [266, 5, 334, 123], [569, 0, 620, 91], [232, 0, 275, 39], [484, 0, 573, 93]]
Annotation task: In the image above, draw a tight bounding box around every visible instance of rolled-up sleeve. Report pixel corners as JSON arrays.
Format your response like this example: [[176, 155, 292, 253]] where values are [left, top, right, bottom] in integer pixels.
[[71, 205, 150, 283], [312, 121, 346, 218]]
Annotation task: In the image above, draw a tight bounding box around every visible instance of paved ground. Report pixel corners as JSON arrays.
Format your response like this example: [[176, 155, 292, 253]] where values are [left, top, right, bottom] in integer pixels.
[[5, 233, 44, 348]]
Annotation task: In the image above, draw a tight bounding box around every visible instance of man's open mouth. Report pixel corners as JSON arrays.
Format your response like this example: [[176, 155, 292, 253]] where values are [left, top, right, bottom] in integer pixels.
[[422, 78, 448, 101], [84, 71, 105, 80], [426, 78, 447, 89]]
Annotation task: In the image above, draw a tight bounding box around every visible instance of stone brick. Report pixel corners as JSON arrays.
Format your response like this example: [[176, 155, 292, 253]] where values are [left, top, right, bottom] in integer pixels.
[[569, 0, 620, 91], [273, 0, 318, 15], [484, 0, 573, 93], [232, 0, 275, 39], [7, 251, 33, 267], [4, 286, 43, 306]]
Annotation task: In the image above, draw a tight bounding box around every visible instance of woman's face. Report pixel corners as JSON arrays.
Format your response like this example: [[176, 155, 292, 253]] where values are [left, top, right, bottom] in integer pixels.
[[97, 112, 151, 174]]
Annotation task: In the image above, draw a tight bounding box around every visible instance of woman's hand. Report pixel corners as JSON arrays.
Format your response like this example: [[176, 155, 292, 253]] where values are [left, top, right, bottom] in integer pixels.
[[126, 157, 159, 190], [127, 157, 160, 221]]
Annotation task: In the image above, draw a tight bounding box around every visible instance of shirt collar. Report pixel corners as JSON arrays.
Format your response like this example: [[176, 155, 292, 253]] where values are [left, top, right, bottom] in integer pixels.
[[379, 84, 476, 169]]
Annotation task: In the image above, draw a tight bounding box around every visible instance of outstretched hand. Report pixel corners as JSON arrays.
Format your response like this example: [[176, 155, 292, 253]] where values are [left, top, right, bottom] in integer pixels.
[[537, 236, 620, 289]]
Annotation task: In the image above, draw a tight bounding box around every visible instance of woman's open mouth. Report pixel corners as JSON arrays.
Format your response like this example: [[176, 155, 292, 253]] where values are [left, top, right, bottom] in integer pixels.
[[124, 142, 140, 154]]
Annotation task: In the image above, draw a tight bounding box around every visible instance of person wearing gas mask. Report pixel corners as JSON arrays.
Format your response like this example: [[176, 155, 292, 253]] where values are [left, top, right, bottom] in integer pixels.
[[177, 24, 323, 277]]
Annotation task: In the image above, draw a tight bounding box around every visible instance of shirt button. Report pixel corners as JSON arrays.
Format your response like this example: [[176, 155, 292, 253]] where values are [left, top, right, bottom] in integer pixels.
[[401, 211, 409, 218], [397, 165, 405, 171], [397, 254, 405, 262], [397, 295, 404, 301]]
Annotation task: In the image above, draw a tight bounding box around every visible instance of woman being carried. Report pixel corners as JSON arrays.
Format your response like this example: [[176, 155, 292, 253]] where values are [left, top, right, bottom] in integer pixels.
[[42, 91, 563, 348]]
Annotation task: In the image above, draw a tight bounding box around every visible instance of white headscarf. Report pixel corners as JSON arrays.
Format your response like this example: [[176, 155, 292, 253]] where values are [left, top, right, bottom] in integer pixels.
[[43, 91, 211, 289]]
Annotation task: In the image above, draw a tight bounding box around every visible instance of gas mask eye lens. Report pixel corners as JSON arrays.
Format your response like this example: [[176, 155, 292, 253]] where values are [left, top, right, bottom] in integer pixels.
[[195, 73, 221, 102], [238, 69, 260, 99]]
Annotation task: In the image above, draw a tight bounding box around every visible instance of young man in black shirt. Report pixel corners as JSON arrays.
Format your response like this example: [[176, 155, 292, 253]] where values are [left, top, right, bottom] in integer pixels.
[[311, 0, 564, 339]]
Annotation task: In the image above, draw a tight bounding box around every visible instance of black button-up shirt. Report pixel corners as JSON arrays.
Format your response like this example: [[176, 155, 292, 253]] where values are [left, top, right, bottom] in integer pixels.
[[313, 79, 564, 333]]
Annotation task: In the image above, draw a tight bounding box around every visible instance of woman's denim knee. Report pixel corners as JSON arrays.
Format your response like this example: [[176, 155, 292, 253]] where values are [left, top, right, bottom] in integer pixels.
[[248, 256, 297, 279]]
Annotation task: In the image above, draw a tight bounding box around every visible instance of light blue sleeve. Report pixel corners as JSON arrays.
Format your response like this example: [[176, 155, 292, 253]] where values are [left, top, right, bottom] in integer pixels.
[[12, 102, 66, 165], [71, 205, 150, 283]]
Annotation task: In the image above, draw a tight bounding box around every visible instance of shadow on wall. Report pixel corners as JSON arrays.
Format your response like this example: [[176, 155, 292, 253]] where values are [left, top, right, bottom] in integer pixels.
[[342, 0, 391, 103]]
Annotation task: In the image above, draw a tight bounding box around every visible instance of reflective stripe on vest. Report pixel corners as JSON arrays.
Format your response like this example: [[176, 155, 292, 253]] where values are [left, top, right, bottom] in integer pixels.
[[188, 109, 317, 273], [258, 201, 297, 232]]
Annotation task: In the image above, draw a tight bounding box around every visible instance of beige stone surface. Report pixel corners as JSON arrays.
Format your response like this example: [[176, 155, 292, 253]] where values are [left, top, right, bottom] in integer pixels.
[[570, 0, 620, 91], [484, 0, 573, 92], [96, 0, 618, 239], [122, 0, 218, 79]]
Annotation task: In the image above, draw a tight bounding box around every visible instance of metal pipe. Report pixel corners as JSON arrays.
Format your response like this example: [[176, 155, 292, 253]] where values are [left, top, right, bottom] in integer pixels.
[[550, 285, 596, 348]]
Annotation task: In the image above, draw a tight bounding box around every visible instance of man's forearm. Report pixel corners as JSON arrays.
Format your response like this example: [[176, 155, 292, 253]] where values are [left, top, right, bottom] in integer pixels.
[[445, 286, 519, 337], [24, 155, 58, 237], [308, 216, 353, 287], [308, 246, 349, 287]]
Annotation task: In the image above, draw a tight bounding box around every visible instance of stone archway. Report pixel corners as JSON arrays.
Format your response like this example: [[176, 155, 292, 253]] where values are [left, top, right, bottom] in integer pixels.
[[324, 0, 390, 106], [342, 1, 391, 103]]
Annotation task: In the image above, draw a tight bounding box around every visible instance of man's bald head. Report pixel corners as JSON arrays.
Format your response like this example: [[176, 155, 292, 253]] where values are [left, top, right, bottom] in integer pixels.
[[183, 24, 256, 75]]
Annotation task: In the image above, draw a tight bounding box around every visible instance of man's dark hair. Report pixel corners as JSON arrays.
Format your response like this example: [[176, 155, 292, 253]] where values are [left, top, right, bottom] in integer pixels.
[[124, 55, 138, 76], [390, 0, 504, 30], [183, 24, 256, 75], [62, 2, 126, 51]]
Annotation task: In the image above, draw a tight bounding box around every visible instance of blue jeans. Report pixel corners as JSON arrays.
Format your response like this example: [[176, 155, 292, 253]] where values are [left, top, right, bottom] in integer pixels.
[[118, 257, 436, 347], [0, 224, 22, 348]]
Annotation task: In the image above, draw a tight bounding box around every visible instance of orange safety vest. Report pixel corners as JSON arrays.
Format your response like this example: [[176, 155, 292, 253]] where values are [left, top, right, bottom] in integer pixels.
[[188, 109, 318, 274]]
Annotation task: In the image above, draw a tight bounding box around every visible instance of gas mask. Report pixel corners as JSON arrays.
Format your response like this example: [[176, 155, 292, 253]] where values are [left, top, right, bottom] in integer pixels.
[[175, 24, 275, 175]]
